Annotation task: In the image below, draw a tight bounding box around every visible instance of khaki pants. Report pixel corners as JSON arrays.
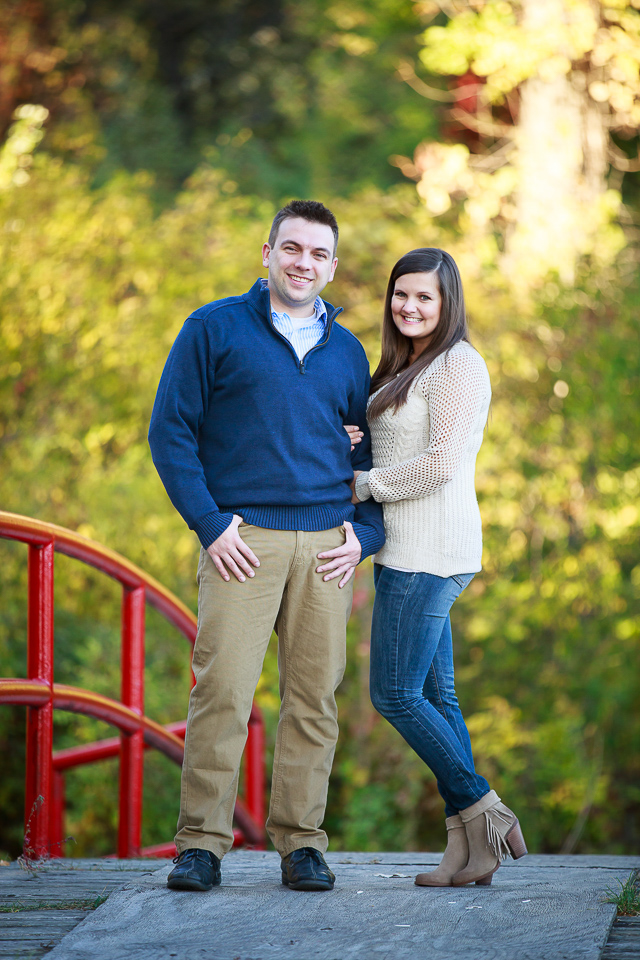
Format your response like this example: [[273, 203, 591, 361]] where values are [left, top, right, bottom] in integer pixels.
[[175, 523, 353, 859]]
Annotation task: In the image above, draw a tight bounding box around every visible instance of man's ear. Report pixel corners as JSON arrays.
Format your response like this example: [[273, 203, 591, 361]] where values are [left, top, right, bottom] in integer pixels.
[[262, 242, 271, 268], [328, 257, 338, 282]]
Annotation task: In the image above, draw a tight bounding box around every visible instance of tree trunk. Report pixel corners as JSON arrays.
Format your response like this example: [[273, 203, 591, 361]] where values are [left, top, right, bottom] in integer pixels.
[[504, 0, 608, 285]]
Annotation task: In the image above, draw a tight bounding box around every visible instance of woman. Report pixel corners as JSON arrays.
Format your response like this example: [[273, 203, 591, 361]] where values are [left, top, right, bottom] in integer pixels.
[[352, 248, 527, 887]]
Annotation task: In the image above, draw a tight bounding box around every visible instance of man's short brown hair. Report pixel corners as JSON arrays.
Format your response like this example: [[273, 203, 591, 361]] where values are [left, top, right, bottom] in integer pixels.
[[268, 200, 339, 255]]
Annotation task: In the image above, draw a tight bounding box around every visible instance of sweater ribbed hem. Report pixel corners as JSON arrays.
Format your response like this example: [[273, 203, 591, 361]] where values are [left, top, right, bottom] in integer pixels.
[[193, 510, 235, 550], [350, 521, 381, 562], [219, 503, 381, 563]]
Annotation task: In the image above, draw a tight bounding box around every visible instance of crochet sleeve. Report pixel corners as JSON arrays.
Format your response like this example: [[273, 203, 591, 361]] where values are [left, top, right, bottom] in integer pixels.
[[365, 350, 490, 503]]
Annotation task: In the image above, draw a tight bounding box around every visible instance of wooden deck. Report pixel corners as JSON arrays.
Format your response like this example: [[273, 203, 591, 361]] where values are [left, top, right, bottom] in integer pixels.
[[0, 859, 157, 959], [1, 854, 638, 959]]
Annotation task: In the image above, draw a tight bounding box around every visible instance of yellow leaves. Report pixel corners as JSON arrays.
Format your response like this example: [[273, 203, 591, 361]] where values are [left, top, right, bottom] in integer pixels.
[[414, 142, 471, 214], [553, 379, 570, 398], [175, 534, 196, 561], [326, 5, 370, 30], [466, 696, 533, 778], [330, 33, 377, 56], [595, 470, 619, 493], [83, 424, 116, 455], [589, 79, 611, 100], [509, 529, 528, 555], [420, 0, 598, 98], [615, 618, 638, 638], [411, 140, 519, 232], [0, 105, 49, 190], [118, 296, 141, 318], [599, 503, 639, 538]]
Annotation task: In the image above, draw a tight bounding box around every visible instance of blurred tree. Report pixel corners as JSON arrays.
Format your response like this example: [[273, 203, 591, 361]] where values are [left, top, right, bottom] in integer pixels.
[[0, 139, 638, 857], [0, 0, 639, 861], [395, 0, 640, 285], [1, 0, 440, 199]]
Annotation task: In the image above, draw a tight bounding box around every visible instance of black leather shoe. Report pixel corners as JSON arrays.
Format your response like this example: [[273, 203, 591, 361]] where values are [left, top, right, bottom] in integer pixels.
[[167, 848, 221, 891], [281, 847, 335, 891]]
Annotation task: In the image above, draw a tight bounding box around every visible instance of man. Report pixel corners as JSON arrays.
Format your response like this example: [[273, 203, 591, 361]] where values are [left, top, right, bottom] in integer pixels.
[[148, 200, 384, 892]]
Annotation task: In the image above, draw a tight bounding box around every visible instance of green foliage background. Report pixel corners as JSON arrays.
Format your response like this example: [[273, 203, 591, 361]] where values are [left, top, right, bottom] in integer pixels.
[[0, 0, 638, 859]]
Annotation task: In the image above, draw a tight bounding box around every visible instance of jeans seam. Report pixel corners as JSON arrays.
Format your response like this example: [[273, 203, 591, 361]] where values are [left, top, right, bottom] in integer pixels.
[[390, 572, 416, 708]]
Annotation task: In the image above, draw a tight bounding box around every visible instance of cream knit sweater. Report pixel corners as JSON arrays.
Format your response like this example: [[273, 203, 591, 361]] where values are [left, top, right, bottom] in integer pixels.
[[355, 340, 491, 577]]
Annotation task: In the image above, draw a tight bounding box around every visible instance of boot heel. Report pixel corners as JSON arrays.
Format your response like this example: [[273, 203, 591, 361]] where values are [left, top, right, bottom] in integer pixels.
[[506, 820, 528, 860], [475, 875, 492, 886]]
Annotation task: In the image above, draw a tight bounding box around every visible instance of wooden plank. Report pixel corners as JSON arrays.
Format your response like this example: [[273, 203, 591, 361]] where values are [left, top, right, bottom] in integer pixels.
[[2, 856, 639, 960], [602, 916, 640, 960], [44, 853, 637, 960], [0, 859, 162, 960], [0, 859, 162, 907], [0, 910, 88, 959]]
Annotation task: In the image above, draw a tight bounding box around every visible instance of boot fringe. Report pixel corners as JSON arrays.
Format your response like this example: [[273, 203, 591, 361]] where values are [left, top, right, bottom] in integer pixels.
[[485, 809, 512, 861]]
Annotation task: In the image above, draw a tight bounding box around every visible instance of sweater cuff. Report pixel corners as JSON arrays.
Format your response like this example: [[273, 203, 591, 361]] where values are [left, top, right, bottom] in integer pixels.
[[354, 472, 372, 502], [351, 521, 383, 563], [193, 510, 234, 550]]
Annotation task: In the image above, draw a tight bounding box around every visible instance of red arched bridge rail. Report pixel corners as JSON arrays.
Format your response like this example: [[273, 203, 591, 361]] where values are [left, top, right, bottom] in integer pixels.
[[0, 511, 266, 859]]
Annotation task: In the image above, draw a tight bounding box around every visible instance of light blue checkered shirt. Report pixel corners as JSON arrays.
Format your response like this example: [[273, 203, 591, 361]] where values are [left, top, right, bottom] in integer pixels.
[[261, 279, 327, 361]]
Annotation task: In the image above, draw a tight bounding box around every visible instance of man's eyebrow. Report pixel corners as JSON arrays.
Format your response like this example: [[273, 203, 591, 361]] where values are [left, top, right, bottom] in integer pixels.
[[280, 238, 333, 256]]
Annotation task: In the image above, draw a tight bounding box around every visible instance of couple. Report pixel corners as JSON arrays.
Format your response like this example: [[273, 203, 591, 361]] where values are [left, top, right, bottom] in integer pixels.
[[148, 199, 527, 895]]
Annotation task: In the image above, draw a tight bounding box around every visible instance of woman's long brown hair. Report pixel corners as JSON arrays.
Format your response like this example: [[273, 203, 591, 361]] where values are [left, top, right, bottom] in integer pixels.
[[368, 248, 469, 419]]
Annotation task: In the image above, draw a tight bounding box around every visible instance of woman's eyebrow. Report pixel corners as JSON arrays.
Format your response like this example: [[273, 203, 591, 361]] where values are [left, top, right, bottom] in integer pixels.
[[395, 288, 434, 295]]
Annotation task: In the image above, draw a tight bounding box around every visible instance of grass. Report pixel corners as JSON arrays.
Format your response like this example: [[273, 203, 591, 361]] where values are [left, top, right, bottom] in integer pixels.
[[0, 893, 108, 913], [604, 872, 640, 916]]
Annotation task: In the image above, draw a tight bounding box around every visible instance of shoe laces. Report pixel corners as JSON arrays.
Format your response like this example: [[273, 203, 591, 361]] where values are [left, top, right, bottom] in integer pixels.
[[300, 847, 325, 864], [172, 849, 215, 866]]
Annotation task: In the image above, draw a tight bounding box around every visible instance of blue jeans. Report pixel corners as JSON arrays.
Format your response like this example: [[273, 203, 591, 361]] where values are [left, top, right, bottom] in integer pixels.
[[370, 564, 490, 817]]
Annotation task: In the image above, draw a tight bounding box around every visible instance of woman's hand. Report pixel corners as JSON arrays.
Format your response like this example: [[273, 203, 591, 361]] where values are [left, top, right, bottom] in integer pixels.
[[350, 470, 363, 504], [344, 424, 363, 451]]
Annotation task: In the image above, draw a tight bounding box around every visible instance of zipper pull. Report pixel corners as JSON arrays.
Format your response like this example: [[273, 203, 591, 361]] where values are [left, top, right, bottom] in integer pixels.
[[299, 360, 305, 374]]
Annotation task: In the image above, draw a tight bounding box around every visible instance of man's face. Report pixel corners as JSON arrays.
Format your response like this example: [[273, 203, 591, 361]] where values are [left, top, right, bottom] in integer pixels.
[[262, 217, 338, 316]]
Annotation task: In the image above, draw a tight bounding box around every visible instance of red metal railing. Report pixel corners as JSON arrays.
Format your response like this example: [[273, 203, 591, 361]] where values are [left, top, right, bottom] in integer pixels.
[[0, 510, 266, 859]]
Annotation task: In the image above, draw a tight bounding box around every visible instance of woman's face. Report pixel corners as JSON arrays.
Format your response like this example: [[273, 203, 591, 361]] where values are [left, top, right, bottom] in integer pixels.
[[391, 271, 441, 356]]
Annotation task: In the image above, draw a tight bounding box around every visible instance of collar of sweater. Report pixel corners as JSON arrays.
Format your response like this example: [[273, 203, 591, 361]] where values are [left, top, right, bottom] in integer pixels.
[[245, 278, 342, 327], [259, 277, 327, 326]]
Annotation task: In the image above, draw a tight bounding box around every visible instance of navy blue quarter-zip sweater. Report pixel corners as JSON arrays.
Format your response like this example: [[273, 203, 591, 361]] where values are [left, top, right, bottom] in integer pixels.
[[148, 279, 385, 560]]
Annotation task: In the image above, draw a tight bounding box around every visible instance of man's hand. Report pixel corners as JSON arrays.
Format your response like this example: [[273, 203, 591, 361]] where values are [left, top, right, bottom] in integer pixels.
[[344, 424, 363, 451], [206, 515, 260, 583], [316, 520, 362, 589]]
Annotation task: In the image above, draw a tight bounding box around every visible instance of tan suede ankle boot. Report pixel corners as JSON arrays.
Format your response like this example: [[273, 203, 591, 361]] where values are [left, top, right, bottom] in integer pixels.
[[451, 790, 527, 887], [415, 815, 468, 887]]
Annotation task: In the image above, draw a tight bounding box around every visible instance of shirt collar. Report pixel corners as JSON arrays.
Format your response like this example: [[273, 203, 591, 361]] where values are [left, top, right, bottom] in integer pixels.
[[260, 278, 327, 323]]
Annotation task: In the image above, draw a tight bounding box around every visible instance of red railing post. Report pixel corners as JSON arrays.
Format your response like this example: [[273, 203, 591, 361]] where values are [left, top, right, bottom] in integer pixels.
[[245, 706, 266, 849], [118, 585, 145, 857], [25, 541, 54, 859], [51, 769, 65, 858]]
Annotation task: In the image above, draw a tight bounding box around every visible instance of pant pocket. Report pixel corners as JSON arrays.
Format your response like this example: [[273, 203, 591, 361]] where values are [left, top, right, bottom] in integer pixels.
[[451, 573, 475, 589]]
